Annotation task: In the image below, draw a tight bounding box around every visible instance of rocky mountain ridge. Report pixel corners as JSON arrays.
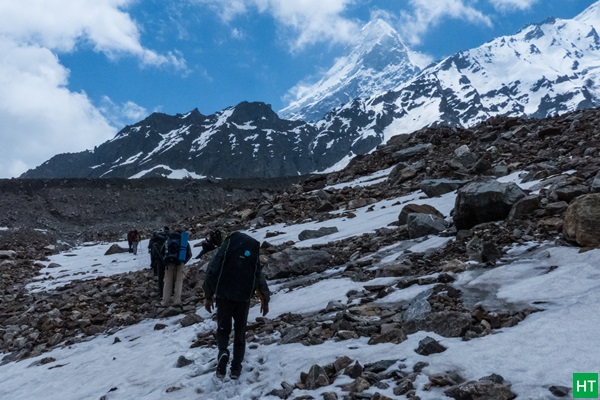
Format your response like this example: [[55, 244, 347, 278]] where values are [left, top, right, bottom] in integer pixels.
[[2, 106, 600, 398]]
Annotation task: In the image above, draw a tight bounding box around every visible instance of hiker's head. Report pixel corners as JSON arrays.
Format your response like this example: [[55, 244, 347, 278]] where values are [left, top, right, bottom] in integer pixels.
[[208, 229, 223, 246]]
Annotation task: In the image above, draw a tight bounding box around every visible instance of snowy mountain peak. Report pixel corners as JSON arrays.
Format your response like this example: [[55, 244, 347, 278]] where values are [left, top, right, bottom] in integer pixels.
[[278, 19, 420, 122], [575, 0, 600, 25], [359, 18, 397, 45]]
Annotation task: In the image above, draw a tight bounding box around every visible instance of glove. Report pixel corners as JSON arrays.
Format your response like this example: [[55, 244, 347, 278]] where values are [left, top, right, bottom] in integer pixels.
[[204, 296, 214, 313], [260, 299, 269, 316], [258, 292, 269, 316]]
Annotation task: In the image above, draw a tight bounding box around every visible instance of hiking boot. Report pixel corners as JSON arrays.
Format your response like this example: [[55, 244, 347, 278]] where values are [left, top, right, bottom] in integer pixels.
[[230, 363, 241, 380], [216, 352, 229, 379]]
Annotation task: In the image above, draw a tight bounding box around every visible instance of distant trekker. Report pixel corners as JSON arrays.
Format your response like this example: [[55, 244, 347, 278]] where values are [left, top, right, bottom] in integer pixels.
[[203, 232, 270, 380], [195, 229, 224, 259], [127, 229, 142, 255], [148, 227, 169, 297], [161, 229, 192, 307]]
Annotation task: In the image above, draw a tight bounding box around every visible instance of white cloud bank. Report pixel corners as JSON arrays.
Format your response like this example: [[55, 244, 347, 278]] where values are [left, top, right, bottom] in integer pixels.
[[399, 0, 493, 46], [195, 0, 361, 51], [489, 0, 540, 12], [0, 0, 184, 178]]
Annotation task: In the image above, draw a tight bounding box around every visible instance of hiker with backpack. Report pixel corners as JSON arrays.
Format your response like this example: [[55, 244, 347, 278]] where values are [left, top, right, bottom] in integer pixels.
[[148, 227, 169, 297], [195, 229, 224, 259], [161, 229, 193, 307], [203, 231, 270, 380]]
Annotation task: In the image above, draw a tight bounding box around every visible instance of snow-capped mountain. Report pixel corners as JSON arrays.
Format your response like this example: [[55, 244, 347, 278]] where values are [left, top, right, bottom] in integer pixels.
[[318, 1, 600, 152], [21, 2, 600, 180], [278, 19, 422, 122]]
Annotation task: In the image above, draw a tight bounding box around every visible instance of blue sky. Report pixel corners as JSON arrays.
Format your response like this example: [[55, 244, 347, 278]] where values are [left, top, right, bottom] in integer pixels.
[[0, 0, 596, 178]]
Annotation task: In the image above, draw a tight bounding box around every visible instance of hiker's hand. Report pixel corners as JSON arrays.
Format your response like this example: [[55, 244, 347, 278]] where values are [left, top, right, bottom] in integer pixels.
[[260, 298, 269, 316], [204, 297, 214, 313]]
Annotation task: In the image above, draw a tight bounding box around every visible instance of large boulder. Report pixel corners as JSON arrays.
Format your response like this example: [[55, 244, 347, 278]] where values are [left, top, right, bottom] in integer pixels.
[[453, 179, 526, 230], [298, 226, 339, 241], [445, 374, 516, 400], [104, 244, 129, 255], [419, 179, 467, 198], [392, 144, 432, 162], [263, 248, 332, 279], [399, 204, 444, 225], [563, 193, 600, 247], [407, 213, 448, 239]]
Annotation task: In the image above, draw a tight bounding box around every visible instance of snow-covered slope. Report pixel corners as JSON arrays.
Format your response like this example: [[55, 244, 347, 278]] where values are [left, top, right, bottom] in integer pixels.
[[279, 19, 421, 122], [1, 170, 599, 400]]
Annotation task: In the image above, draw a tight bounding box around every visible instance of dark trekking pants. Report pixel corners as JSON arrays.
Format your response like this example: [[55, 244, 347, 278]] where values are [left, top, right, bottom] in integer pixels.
[[216, 298, 250, 367], [156, 261, 166, 297]]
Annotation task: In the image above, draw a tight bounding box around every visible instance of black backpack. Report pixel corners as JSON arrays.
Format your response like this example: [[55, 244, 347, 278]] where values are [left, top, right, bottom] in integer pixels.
[[206, 232, 261, 302], [163, 232, 182, 264], [149, 231, 168, 260]]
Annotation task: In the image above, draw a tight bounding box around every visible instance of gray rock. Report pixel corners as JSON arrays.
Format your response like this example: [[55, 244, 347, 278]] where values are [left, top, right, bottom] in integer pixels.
[[415, 336, 447, 355], [399, 203, 444, 225], [444, 374, 516, 400], [176, 355, 194, 368], [393, 144, 432, 162], [280, 326, 309, 344], [389, 166, 418, 185], [179, 313, 202, 327], [404, 311, 473, 337], [264, 248, 331, 279], [104, 244, 129, 255], [298, 226, 339, 241], [419, 179, 467, 198], [553, 184, 589, 203], [453, 179, 527, 230], [302, 364, 330, 390], [407, 213, 448, 239], [508, 195, 540, 220], [403, 289, 433, 322], [563, 193, 600, 247]]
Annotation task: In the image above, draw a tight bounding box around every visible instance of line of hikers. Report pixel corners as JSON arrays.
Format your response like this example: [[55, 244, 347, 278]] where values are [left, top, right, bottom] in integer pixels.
[[146, 226, 271, 380]]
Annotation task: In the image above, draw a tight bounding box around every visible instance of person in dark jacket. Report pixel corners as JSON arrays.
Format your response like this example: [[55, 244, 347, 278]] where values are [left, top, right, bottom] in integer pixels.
[[148, 227, 169, 296], [195, 229, 224, 259], [203, 232, 270, 380]]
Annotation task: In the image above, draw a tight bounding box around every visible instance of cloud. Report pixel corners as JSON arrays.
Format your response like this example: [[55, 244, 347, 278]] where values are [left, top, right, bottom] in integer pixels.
[[399, 0, 493, 46], [0, 0, 186, 68], [98, 97, 149, 129], [488, 0, 539, 12], [193, 0, 360, 51], [0, 0, 186, 178], [0, 38, 115, 178]]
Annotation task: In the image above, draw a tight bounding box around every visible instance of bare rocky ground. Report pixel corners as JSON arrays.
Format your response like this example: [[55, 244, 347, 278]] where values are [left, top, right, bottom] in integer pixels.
[[2, 107, 600, 399]]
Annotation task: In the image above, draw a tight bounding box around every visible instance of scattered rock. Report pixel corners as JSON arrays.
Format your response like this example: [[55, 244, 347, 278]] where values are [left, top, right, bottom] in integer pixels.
[[415, 336, 447, 355], [563, 193, 600, 248], [298, 227, 339, 241]]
